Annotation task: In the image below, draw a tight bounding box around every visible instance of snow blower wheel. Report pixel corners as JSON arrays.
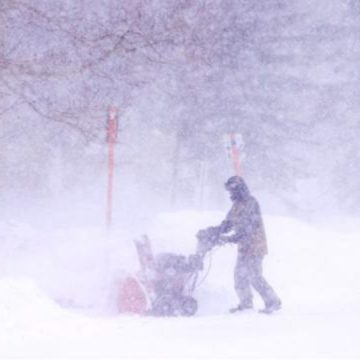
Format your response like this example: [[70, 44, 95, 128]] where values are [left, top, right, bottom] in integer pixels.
[[179, 296, 198, 316]]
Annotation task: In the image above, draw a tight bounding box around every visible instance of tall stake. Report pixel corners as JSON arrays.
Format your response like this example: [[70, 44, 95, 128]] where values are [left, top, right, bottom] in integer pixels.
[[107, 106, 118, 228], [170, 131, 181, 208], [229, 133, 242, 176]]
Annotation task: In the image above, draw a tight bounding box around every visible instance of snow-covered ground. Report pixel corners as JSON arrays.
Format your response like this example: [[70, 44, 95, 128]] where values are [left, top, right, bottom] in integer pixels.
[[0, 211, 360, 359]]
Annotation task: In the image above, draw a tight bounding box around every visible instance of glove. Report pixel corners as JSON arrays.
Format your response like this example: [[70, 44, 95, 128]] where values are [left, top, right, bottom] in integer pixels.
[[196, 228, 209, 240], [196, 226, 220, 240], [219, 220, 232, 233]]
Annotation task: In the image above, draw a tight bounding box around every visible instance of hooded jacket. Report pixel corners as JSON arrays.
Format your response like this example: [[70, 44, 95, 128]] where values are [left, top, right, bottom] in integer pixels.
[[223, 182, 268, 257]]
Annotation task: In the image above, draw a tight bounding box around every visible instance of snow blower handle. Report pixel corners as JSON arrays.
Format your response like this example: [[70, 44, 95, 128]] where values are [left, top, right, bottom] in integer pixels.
[[188, 253, 204, 271], [195, 226, 224, 257]]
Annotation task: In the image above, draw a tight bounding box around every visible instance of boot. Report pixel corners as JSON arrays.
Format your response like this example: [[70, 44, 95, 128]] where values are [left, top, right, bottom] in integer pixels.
[[229, 302, 253, 313], [259, 299, 282, 314]]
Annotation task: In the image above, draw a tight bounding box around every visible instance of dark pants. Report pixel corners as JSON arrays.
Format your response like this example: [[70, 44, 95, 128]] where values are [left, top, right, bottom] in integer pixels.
[[234, 254, 280, 307]]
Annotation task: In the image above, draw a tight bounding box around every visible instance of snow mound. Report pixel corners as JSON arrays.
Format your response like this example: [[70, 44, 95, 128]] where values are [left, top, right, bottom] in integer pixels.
[[0, 277, 66, 336], [0, 278, 68, 348]]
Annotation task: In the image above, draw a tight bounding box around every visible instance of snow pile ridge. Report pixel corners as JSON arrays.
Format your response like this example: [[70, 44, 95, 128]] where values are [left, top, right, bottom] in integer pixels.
[[0, 277, 65, 326]]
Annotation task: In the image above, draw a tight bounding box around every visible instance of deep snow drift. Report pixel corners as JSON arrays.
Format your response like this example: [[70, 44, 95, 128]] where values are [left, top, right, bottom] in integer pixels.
[[0, 211, 359, 358]]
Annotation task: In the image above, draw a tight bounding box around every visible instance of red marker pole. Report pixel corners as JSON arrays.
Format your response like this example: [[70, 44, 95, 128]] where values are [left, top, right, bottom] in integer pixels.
[[106, 106, 118, 228], [229, 133, 241, 176]]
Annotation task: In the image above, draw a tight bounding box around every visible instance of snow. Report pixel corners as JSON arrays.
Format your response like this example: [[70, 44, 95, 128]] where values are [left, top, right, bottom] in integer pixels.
[[0, 211, 360, 359]]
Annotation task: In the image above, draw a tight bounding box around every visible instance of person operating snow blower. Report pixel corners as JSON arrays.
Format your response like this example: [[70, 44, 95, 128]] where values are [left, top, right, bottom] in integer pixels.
[[197, 176, 281, 314]]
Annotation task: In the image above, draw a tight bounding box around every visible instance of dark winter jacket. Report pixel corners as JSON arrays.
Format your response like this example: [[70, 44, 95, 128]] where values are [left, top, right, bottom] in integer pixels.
[[223, 195, 268, 257]]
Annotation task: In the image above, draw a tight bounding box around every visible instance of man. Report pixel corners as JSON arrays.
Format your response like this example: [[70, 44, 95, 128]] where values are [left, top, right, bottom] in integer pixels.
[[202, 176, 281, 314]]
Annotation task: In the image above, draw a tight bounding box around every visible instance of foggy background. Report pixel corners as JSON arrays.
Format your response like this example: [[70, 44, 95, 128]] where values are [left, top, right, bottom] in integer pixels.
[[1, 0, 360, 226]]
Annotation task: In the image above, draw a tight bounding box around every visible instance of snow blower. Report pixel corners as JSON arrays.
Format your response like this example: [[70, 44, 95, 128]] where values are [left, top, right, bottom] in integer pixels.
[[117, 228, 221, 317]]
